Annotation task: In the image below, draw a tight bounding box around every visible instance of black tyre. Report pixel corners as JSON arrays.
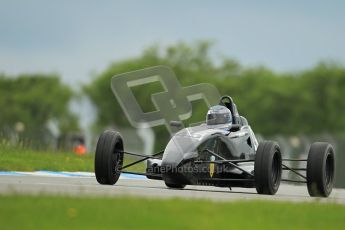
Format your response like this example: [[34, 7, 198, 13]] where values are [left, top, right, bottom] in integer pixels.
[[95, 130, 124, 185], [254, 141, 282, 195], [307, 142, 335, 197], [165, 182, 186, 189]]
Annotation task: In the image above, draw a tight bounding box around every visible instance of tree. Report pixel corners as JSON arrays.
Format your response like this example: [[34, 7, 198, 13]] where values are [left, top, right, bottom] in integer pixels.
[[0, 74, 79, 147]]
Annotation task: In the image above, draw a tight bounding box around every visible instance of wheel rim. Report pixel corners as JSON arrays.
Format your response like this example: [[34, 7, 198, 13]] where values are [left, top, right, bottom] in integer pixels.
[[324, 152, 334, 189], [112, 141, 123, 175], [271, 152, 281, 187]]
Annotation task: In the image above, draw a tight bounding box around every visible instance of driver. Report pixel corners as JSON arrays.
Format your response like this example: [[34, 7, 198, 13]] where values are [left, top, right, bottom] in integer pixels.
[[206, 105, 232, 126]]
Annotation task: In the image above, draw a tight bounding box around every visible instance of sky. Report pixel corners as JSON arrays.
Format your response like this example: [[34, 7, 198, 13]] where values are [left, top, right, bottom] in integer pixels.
[[1, 0, 345, 87]]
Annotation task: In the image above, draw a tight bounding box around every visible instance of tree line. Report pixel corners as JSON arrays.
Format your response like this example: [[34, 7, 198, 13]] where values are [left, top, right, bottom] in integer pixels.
[[2, 41, 345, 148], [85, 41, 345, 137]]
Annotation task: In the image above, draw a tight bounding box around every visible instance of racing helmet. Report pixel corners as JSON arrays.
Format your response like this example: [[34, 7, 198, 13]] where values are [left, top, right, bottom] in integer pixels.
[[206, 105, 232, 126]]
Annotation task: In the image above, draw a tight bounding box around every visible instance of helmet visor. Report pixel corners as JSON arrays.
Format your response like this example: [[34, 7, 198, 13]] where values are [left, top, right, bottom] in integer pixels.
[[206, 113, 231, 125]]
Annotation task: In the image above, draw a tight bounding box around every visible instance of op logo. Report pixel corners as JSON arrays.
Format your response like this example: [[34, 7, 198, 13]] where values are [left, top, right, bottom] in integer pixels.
[[111, 66, 221, 134]]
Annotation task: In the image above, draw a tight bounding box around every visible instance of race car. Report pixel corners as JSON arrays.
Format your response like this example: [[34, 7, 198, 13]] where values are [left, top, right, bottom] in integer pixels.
[[94, 95, 336, 197]]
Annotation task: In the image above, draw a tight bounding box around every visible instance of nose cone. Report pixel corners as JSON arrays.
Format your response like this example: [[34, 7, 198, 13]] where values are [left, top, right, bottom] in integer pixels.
[[161, 149, 185, 184], [161, 146, 184, 168], [161, 132, 199, 185], [162, 128, 200, 166]]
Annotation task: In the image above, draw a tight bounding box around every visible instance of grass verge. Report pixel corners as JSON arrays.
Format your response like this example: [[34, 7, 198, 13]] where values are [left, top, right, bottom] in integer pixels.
[[0, 144, 94, 171], [0, 143, 144, 172], [0, 195, 344, 230]]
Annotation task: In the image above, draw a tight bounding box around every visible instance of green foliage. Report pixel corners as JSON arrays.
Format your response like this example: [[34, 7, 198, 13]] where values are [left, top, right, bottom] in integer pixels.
[[84, 41, 345, 142], [1, 195, 344, 230], [0, 74, 79, 147]]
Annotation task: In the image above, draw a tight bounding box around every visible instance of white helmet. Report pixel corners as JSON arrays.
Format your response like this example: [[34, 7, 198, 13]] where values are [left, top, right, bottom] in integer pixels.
[[206, 105, 232, 126]]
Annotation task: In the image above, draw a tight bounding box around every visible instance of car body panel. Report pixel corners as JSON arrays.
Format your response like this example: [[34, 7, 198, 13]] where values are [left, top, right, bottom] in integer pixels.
[[148, 122, 258, 187]]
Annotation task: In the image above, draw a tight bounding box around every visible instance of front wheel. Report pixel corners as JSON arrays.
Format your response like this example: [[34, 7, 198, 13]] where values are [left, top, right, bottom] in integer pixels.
[[94, 130, 124, 185], [307, 142, 335, 197], [254, 141, 282, 195], [164, 182, 186, 189]]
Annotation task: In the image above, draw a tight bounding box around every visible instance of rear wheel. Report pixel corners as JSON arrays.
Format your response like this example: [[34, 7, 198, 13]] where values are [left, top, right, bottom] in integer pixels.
[[254, 141, 282, 195], [307, 142, 335, 197], [94, 130, 124, 185]]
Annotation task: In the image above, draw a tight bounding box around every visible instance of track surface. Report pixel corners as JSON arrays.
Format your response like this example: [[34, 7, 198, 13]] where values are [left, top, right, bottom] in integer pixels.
[[1, 174, 345, 204]]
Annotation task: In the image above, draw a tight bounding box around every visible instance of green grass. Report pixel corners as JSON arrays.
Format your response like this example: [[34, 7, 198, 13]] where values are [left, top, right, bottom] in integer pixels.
[[0, 195, 344, 230], [0, 142, 145, 172], [0, 143, 94, 171]]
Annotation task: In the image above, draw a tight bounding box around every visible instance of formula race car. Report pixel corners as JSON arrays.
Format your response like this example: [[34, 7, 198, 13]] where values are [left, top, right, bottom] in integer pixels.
[[94, 95, 336, 197]]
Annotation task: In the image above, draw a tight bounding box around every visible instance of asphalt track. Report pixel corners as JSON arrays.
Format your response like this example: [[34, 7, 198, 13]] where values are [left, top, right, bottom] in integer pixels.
[[1, 174, 345, 204]]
